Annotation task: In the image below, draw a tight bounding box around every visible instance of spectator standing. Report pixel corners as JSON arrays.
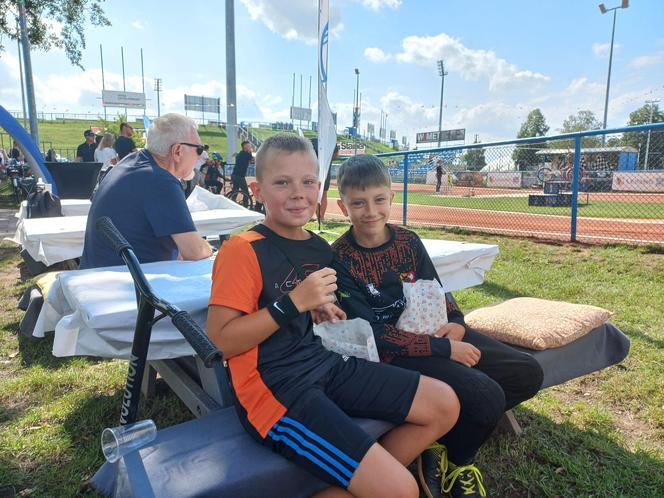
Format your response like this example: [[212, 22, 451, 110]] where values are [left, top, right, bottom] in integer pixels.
[[80, 113, 212, 269], [94, 133, 118, 171], [115, 122, 137, 160], [10, 141, 22, 161], [231, 140, 253, 196], [435, 161, 444, 193], [76, 130, 97, 162]]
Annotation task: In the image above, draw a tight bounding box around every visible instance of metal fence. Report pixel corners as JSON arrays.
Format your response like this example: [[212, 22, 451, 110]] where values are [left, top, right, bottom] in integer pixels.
[[357, 123, 664, 246]]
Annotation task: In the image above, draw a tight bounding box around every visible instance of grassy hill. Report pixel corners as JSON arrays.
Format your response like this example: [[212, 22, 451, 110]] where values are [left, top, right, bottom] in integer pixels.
[[1, 117, 398, 161]]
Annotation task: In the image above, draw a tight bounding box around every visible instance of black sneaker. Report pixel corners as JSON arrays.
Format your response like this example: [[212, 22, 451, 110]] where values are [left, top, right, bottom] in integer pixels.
[[416, 443, 448, 498], [442, 462, 487, 498]]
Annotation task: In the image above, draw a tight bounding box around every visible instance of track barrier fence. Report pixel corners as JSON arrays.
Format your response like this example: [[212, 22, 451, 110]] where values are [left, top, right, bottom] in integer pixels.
[[363, 123, 664, 245]]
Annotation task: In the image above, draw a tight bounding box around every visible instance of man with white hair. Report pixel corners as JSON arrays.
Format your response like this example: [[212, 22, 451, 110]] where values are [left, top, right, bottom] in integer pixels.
[[80, 113, 212, 269]]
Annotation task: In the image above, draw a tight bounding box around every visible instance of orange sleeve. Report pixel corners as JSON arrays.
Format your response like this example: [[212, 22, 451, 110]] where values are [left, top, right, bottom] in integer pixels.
[[209, 233, 263, 314]]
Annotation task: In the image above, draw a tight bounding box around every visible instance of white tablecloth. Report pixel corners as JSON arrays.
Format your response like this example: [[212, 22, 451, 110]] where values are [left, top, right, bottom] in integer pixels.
[[16, 199, 91, 220], [33, 239, 498, 359], [7, 187, 264, 265]]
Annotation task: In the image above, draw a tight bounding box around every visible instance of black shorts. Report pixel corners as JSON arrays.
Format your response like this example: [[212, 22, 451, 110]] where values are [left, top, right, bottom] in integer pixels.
[[240, 356, 419, 488]]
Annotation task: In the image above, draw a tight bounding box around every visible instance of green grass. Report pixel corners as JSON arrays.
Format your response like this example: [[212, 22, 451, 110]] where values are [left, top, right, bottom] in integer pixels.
[[1, 226, 663, 497], [327, 188, 664, 219], [0, 117, 396, 161]]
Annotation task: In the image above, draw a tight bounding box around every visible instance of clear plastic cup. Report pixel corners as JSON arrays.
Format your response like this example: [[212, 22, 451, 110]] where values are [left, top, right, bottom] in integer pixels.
[[101, 419, 157, 463]]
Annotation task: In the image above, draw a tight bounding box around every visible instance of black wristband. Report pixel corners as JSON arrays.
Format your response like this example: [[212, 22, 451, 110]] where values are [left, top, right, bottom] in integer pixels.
[[267, 293, 300, 328]]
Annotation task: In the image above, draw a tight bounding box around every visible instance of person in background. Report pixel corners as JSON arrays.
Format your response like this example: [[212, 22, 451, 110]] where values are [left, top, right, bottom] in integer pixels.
[[80, 113, 212, 269], [115, 122, 137, 160], [231, 140, 253, 197], [75, 130, 97, 162], [435, 161, 443, 193], [94, 133, 118, 171], [10, 141, 22, 161]]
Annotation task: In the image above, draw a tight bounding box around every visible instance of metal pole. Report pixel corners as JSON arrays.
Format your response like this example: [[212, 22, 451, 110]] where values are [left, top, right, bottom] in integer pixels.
[[308, 75, 312, 130], [140, 48, 146, 117], [121, 46, 127, 118], [17, 0, 39, 146], [16, 22, 28, 127], [154, 78, 162, 117], [291, 72, 295, 129], [354, 69, 360, 130], [643, 99, 659, 169], [570, 135, 582, 242], [299, 74, 303, 131], [100, 44, 107, 120], [402, 153, 409, 226], [601, 9, 617, 146], [437, 60, 448, 147], [225, 0, 238, 167]]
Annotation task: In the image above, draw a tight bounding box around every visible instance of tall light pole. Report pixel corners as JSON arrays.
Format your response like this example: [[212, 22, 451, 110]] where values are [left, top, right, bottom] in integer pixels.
[[225, 0, 238, 166], [154, 78, 162, 117], [17, 0, 39, 147], [599, 0, 629, 146], [353, 68, 360, 132], [644, 99, 660, 170], [437, 60, 448, 147]]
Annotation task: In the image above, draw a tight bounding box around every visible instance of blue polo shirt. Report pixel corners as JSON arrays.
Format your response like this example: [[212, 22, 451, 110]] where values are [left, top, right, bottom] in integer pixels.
[[80, 150, 196, 269]]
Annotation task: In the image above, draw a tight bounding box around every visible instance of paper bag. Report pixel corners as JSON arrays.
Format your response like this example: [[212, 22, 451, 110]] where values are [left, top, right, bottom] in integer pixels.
[[396, 279, 448, 335], [314, 318, 380, 362]]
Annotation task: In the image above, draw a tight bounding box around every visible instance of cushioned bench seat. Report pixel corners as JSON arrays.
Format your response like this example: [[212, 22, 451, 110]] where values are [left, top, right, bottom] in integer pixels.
[[91, 322, 629, 498]]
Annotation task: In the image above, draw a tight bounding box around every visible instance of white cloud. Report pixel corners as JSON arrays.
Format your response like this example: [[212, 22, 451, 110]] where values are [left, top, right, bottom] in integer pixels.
[[364, 47, 391, 63], [360, 0, 402, 10], [629, 51, 664, 69], [239, 0, 343, 44], [593, 42, 620, 58], [131, 21, 145, 31], [390, 32, 549, 91], [565, 77, 605, 97]]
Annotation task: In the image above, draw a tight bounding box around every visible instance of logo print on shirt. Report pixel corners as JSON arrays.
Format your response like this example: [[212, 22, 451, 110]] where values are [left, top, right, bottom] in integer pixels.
[[278, 264, 321, 293], [367, 283, 380, 296]]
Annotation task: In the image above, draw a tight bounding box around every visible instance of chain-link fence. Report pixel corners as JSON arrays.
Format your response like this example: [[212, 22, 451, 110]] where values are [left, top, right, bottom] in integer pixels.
[[326, 123, 664, 246]]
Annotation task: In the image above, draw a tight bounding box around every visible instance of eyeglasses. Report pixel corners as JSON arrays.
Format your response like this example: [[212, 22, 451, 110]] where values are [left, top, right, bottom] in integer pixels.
[[179, 143, 205, 156]]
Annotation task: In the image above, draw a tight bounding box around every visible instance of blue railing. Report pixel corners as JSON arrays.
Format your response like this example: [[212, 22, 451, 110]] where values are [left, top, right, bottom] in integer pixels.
[[375, 122, 664, 243]]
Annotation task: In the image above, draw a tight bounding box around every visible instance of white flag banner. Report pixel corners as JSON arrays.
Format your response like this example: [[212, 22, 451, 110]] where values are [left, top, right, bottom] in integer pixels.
[[317, 0, 337, 202]]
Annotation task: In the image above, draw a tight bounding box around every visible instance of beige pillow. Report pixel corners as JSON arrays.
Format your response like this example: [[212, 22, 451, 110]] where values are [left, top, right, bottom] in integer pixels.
[[465, 297, 613, 350]]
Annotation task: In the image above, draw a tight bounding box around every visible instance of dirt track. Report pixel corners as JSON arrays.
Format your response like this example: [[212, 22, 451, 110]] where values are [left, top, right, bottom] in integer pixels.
[[325, 183, 664, 244]]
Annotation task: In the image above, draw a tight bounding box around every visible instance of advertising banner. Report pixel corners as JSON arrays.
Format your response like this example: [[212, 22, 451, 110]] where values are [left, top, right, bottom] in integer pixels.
[[102, 90, 146, 109], [612, 171, 664, 192], [337, 142, 366, 157], [487, 171, 522, 188]]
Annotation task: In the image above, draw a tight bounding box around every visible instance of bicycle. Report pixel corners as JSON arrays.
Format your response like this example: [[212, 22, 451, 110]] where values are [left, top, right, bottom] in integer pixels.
[[6, 160, 36, 203]]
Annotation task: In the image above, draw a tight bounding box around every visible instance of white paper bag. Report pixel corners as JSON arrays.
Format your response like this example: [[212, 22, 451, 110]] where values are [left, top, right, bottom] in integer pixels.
[[396, 280, 448, 335], [314, 318, 379, 362]]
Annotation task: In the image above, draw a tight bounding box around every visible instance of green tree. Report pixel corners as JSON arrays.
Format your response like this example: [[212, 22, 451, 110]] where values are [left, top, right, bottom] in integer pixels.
[[555, 110, 603, 148], [512, 108, 549, 171], [622, 102, 664, 169], [0, 0, 110, 68], [462, 138, 486, 171]]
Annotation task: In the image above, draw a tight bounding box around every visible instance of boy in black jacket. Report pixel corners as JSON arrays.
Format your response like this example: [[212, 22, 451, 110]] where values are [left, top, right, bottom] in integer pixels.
[[330, 155, 543, 498]]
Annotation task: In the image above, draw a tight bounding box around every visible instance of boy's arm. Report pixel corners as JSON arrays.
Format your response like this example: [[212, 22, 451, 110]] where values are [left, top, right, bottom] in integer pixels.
[[413, 237, 466, 328], [333, 258, 452, 362]]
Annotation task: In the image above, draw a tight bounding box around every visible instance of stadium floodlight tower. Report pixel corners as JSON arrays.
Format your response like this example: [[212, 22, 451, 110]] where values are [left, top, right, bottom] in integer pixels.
[[353, 68, 361, 131], [598, 0, 629, 146], [437, 60, 448, 147]]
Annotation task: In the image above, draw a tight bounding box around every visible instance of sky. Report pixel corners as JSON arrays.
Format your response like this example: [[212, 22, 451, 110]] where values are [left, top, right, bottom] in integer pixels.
[[0, 0, 663, 146]]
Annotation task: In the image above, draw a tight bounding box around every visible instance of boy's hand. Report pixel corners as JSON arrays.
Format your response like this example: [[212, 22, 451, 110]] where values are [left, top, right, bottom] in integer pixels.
[[434, 322, 466, 341], [312, 303, 347, 325], [290, 268, 338, 313], [449, 340, 481, 367]]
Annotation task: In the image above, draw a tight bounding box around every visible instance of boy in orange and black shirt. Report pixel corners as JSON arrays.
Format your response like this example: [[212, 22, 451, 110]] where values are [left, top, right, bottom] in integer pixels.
[[207, 133, 460, 498]]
